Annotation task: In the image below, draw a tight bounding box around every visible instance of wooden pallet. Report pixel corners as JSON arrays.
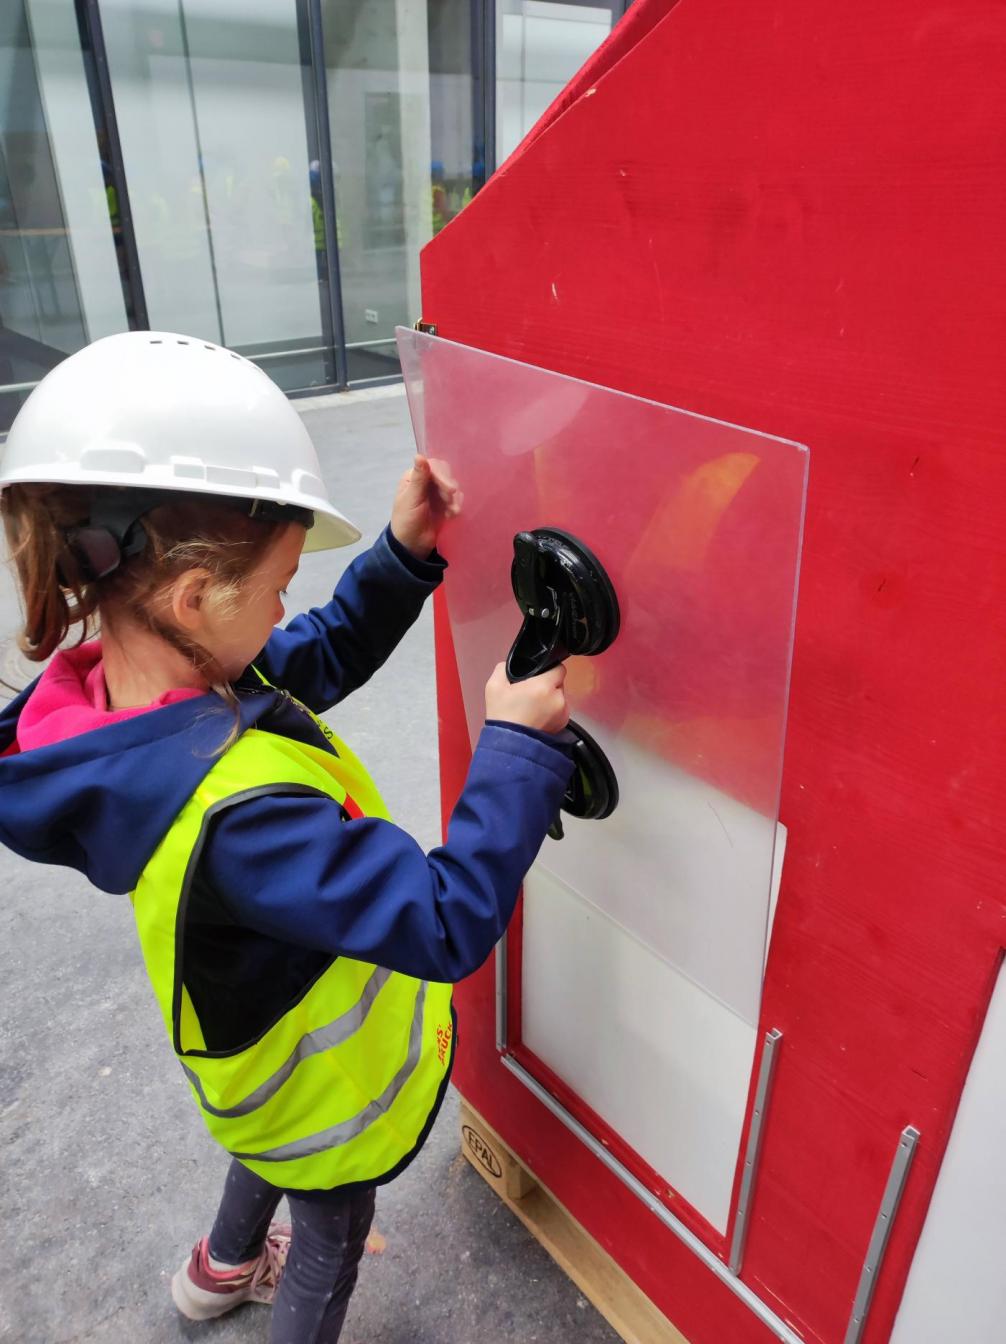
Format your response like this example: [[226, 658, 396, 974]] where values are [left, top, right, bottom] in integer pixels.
[[459, 1102, 689, 1344]]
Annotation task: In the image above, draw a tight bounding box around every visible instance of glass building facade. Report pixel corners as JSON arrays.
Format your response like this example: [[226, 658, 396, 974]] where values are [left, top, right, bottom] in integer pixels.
[[0, 0, 630, 431]]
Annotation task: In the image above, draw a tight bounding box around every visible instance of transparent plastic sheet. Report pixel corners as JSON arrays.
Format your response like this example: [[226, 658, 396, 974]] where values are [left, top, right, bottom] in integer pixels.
[[398, 328, 807, 1026]]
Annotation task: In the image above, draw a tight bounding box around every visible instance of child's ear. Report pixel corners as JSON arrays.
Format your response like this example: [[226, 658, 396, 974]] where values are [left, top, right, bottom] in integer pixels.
[[170, 569, 211, 631]]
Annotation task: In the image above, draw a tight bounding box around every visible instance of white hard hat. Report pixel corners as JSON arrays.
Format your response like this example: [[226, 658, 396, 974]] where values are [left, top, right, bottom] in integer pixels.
[[0, 331, 360, 552]]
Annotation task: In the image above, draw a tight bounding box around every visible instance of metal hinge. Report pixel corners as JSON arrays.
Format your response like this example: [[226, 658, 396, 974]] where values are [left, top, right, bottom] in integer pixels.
[[413, 320, 438, 335]]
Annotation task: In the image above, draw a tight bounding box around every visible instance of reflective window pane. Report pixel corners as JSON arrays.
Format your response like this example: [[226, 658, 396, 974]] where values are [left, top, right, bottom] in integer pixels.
[[323, 0, 477, 385], [429, 0, 477, 233], [1, 2, 485, 414], [100, 0, 332, 390], [323, 0, 427, 382], [0, 0, 126, 429], [497, 1, 614, 164]]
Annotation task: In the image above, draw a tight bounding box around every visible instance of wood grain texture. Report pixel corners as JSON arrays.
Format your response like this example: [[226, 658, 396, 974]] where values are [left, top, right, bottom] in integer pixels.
[[426, 3, 1006, 1342], [460, 1103, 690, 1344]]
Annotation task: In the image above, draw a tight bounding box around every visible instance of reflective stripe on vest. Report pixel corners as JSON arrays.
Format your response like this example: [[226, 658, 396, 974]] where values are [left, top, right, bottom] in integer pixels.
[[131, 679, 454, 1190], [232, 983, 428, 1163], [181, 965, 394, 1119]]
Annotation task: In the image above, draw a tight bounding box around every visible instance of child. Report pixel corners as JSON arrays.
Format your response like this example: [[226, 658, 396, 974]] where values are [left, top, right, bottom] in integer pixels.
[[0, 333, 572, 1343]]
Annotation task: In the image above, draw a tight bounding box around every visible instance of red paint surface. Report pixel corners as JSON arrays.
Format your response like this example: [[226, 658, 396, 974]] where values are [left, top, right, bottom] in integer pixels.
[[424, 3, 1006, 1341]]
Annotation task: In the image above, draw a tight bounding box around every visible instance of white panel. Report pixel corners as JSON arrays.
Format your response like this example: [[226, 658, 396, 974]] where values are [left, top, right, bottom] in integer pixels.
[[523, 823, 786, 1232], [537, 717, 779, 1020], [523, 867, 758, 1231], [890, 962, 1006, 1344]]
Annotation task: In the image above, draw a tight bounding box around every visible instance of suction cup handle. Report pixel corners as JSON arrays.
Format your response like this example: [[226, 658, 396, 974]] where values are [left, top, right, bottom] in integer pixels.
[[502, 528, 621, 838], [506, 527, 620, 683], [511, 532, 553, 617], [507, 533, 567, 682]]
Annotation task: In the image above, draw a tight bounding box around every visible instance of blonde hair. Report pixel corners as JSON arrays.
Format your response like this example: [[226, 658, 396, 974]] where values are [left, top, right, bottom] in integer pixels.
[[2, 483, 286, 740]]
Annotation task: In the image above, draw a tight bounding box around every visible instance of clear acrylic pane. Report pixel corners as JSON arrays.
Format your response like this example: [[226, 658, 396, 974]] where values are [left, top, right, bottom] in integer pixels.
[[398, 327, 807, 1025]]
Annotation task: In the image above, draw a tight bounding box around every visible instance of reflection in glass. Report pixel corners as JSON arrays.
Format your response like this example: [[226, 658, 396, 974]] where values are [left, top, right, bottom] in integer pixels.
[[428, 1, 477, 235], [1, 1, 485, 411], [497, 0, 614, 163], [323, 0, 477, 383], [0, 0, 125, 429], [100, 0, 330, 390]]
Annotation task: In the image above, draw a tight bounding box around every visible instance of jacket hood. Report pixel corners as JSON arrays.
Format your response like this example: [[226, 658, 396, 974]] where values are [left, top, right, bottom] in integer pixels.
[[0, 661, 275, 894]]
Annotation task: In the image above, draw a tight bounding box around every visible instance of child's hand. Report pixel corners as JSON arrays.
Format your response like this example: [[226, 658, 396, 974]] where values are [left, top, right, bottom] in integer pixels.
[[484, 662, 570, 735], [390, 455, 462, 559]]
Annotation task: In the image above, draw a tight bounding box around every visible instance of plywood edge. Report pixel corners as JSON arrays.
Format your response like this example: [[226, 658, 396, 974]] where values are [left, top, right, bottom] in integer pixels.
[[460, 1101, 689, 1344]]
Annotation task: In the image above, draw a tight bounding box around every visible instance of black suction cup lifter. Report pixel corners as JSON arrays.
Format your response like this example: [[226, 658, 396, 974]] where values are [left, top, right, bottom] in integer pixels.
[[548, 718, 619, 841], [506, 528, 620, 682]]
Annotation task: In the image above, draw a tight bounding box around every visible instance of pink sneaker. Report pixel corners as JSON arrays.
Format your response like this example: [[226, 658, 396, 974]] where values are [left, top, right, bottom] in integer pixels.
[[171, 1225, 291, 1321]]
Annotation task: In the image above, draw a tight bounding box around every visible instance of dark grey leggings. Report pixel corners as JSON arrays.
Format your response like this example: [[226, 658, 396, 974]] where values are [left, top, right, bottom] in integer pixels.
[[208, 1159, 375, 1344]]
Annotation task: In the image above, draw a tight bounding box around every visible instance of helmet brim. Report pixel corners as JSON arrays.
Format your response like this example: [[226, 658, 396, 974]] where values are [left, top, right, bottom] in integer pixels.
[[0, 465, 362, 553], [303, 507, 363, 552]]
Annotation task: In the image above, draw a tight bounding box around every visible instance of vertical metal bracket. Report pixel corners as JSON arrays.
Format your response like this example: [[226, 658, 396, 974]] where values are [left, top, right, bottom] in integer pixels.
[[844, 1125, 921, 1344], [503, 1052, 808, 1344], [729, 1027, 783, 1274], [495, 930, 508, 1052]]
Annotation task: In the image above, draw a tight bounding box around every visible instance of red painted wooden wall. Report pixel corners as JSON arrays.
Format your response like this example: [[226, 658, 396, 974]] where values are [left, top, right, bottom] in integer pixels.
[[421, 3, 1006, 1341]]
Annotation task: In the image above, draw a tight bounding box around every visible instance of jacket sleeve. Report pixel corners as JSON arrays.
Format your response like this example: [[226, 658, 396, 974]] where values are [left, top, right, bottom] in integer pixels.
[[254, 526, 445, 713], [201, 724, 574, 983]]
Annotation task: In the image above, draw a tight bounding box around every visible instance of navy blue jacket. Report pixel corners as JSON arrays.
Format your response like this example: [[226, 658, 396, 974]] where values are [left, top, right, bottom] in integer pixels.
[[0, 528, 573, 1054]]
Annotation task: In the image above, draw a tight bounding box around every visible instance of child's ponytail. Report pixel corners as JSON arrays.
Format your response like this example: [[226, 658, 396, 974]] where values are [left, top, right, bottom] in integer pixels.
[[2, 483, 101, 662], [2, 482, 286, 744]]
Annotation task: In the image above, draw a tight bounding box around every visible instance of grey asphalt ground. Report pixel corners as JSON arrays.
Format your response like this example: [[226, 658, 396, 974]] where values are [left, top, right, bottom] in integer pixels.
[[0, 388, 619, 1344]]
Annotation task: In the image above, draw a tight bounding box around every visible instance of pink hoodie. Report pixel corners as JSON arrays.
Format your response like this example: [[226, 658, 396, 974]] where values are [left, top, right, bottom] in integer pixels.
[[8, 641, 203, 755]]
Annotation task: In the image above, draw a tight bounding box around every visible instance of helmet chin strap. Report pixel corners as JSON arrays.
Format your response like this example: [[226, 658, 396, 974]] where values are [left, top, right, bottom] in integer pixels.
[[60, 490, 315, 583], [61, 489, 166, 583]]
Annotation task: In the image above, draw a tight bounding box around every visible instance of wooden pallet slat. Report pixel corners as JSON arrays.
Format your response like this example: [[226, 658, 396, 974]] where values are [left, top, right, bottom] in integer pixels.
[[460, 1103, 689, 1344]]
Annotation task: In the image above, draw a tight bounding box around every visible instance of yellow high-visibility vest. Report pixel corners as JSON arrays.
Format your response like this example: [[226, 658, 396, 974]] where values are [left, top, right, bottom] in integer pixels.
[[131, 679, 454, 1190]]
